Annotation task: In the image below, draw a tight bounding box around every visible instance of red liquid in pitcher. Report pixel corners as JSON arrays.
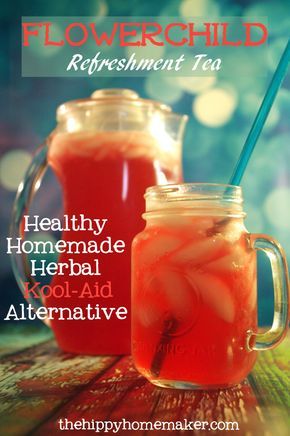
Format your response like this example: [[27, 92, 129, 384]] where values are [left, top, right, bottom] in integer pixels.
[[132, 216, 257, 387], [47, 131, 178, 354]]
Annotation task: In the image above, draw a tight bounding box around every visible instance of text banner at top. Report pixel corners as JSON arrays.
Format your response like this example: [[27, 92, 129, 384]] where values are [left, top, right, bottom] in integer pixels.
[[22, 16, 268, 77]]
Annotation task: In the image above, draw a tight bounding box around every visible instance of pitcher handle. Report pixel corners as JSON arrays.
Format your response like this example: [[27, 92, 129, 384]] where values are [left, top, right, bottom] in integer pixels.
[[10, 143, 50, 322], [246, 234, 289, 351]]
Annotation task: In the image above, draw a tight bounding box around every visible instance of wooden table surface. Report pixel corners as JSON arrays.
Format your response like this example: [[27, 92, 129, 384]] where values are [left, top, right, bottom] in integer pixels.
[[0, 325, 289, 435]]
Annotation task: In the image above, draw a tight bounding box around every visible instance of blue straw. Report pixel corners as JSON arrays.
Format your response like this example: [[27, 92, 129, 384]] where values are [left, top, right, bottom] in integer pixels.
[[230, 39, 290, 186]]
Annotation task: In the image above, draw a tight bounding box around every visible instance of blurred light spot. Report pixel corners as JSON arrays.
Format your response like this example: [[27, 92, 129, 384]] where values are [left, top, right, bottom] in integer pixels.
[[193, 87, 237, 127], [264, 187, 290, 229], [176, 76, 216, 94], [97, 0, 108, 16], [0, 150, 31, 191], [145, 75, 183, 104], [67, 116, 83, 132], [34, 179, 42, 191], [244, 203, 264, 233], [180, 0, 220, 18]]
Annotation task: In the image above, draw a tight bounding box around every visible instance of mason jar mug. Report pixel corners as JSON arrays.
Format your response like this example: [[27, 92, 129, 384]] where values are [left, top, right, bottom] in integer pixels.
[[131, 183, 289, 389]]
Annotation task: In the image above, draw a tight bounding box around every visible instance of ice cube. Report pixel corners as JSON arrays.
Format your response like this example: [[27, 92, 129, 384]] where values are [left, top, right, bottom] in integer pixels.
[[222, 220, 244, 243], [138, 233, 182, 266], [155, 269, 195, 318], [206, 245, 246, 273], [138, 268, 200, 334], [187, 271, 235, 323], [172, 235, 225, 266]]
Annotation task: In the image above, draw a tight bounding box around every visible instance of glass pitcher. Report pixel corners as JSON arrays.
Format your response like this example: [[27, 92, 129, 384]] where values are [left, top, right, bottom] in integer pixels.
[[11, 89, 187, 355]]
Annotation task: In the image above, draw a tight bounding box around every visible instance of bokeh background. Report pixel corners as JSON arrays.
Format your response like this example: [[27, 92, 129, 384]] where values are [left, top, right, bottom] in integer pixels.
[[1, 0, 290, 326]]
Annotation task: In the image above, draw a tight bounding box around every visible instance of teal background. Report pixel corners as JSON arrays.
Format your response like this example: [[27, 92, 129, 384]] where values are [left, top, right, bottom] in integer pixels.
[[1, 0, 290, 325]]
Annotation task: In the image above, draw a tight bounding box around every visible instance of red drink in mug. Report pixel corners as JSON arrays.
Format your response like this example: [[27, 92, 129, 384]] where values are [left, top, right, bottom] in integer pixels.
[[11, 90, 187, 354], [132, 184, 289, 388]]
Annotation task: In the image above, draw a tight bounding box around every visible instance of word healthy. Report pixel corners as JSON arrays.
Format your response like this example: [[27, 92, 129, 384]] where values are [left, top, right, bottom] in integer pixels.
[[7, 215, 125, 276]]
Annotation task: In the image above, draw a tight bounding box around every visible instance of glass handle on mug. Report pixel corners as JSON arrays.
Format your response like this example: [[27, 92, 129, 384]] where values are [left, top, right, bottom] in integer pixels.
[[10, 143, 49, 320], [247, 234, 289, 351]]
